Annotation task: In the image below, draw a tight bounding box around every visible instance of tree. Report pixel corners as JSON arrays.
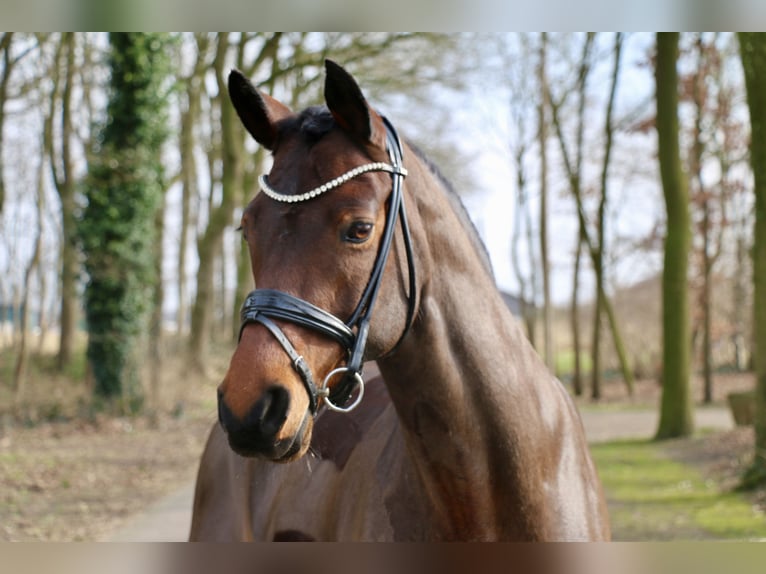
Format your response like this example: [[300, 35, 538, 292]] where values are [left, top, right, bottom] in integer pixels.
[[593, 33, 630, 398], [80, 33, 170, 411], [176, 33, 211, 337], [0, 33, 14, 214], [0, 33, 36, 213], [188, 32, 249, 367], [689, 35, 717, 405], [506, 34, 541, 348], [679, 34, 747, 403], [12, 132, 45, 406], [548, 33, 634, 398], [548, 33, 594, 395], [46, 33, 81, 373], [655, 32, 694, 439], [538, 32, 554, 371], [739, 32, 766, 486]]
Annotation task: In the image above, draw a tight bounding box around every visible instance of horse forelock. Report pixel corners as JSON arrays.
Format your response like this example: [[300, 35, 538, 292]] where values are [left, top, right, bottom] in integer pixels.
[[295, 106, 336, 143]]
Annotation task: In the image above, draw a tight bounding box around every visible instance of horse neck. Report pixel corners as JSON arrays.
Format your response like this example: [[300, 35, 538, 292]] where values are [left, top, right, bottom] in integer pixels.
[[376, 155, 560, 540]]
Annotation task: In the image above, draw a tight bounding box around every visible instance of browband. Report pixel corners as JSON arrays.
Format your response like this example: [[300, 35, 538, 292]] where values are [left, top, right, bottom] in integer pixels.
[[259, 162, 408, 204]]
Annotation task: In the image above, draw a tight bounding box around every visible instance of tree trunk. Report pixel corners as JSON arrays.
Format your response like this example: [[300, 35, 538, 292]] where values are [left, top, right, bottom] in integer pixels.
[[739, 32, 766, 485], [218, 239, 229, 337], [509, 128, 538, 347], [81, 33, 170, 412], [0, 33, 14, 214], [177, 35, 209, 337], [655, 32, 694, 440], [548, 33, 633, 397], [189, 33, 244, 367], [45, 33, 80, 372], [702, 244, 713, 403], [571, 233, 584, 396], [593, 33, 628, 396], [13, 135, 45, 408], [689, 35, 716, 405], [36, 248, 51, 354], [734, 231, 748, 371], [148, 191, 166, 423], [510, 49, 538, 348], [601, 293, 634, 394], [538, 32, 554, 371], [591, 265, 603, 401], [574, 35, 594, 398]]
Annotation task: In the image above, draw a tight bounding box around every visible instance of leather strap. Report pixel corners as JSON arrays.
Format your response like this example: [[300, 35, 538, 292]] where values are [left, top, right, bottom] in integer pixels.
[[238, 117, 416, 414], [241, 290, 354, 349], [239, 312, 321, 414]]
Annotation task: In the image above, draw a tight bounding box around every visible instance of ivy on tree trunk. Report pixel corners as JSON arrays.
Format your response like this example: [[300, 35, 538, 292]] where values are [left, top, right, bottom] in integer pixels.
[[79, 33, 170, 412]]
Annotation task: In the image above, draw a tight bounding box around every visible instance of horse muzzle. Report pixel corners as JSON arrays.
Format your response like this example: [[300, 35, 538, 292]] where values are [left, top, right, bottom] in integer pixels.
[[217, 386, 311, 461]]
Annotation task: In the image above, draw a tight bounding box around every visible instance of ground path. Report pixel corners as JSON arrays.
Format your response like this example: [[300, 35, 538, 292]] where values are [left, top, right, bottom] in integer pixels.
[[105, 406, 735, 541]]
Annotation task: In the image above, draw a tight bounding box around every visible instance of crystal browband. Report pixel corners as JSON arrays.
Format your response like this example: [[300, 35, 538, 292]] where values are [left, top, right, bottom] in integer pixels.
[[258, 162, 408, 203]]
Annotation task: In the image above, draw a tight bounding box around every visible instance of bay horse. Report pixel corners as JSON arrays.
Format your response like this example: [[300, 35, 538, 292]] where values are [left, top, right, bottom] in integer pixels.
[[189, 60, 610, 541]]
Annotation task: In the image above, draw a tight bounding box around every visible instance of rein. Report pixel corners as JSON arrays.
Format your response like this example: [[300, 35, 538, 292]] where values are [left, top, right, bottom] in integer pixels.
[[239, 117, 416, 415]]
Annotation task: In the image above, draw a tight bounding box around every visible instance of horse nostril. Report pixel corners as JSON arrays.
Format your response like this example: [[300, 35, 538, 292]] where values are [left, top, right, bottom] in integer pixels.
[[218, 385, 291, 455], [254, 386, 290, 439]]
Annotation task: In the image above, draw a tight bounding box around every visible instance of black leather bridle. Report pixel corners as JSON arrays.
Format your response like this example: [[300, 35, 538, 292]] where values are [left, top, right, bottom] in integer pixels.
[[238, 117, 416, 415]]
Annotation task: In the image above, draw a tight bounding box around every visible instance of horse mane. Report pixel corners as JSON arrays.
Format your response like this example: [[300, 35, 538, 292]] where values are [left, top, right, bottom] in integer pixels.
[[406, 142, 495, 280], [291, 106, 495, 280]]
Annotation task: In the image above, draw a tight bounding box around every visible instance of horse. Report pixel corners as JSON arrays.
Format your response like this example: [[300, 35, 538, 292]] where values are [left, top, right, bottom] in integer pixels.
[[189, 60, 610, 541]]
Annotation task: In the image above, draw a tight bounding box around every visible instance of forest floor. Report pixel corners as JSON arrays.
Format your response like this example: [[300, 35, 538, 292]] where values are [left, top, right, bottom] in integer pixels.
[[0, 341, 763, 540], [0, 340, 222, 541]]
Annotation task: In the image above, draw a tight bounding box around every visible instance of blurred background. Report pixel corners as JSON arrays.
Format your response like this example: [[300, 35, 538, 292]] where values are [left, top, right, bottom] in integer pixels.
[[1, 32, 766, 542], [0, 32, 752, 414]]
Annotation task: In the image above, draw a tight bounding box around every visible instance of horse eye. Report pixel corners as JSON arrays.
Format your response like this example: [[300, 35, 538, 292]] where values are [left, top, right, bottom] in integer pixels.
[[344, 221, 373, 244]]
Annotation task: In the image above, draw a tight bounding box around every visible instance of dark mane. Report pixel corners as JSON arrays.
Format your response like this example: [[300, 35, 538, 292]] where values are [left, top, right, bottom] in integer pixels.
[[292, 106, 335, 143], [407, 143, 495, 280]]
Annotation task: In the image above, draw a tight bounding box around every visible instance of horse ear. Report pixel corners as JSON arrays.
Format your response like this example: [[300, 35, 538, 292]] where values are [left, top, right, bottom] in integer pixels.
[[324, 59, 386, 148], [228, 69, 292, 150]]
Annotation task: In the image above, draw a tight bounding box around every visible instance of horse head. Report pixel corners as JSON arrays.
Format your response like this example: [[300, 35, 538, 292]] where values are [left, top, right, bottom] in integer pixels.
[[217, 60, 418, 461]]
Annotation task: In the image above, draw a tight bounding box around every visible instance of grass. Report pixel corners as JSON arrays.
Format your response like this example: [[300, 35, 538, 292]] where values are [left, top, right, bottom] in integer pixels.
[[555, 349, 592, 378], [591, 439, 766, 540]]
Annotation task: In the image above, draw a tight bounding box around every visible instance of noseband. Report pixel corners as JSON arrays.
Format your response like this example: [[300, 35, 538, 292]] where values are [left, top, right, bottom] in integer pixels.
[[239, 118, 416, 415]]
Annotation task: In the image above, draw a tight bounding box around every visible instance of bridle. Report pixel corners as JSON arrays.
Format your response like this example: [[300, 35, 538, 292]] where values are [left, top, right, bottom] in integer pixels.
[[238, 117, 417, 415]]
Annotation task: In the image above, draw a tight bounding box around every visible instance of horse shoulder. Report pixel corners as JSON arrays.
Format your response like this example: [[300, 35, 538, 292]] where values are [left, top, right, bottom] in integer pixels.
[[536, 373, 611, 540]]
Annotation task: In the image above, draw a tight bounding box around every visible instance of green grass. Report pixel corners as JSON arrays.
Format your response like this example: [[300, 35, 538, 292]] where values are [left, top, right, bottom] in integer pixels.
[[591, 439, 766, 540], [555, 349, 592, 377]]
